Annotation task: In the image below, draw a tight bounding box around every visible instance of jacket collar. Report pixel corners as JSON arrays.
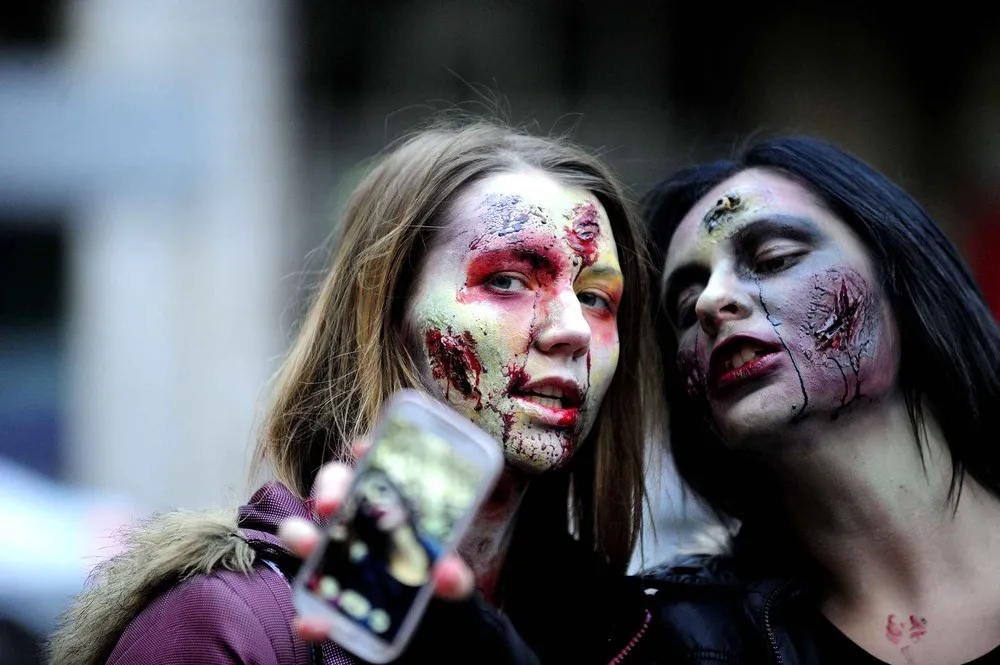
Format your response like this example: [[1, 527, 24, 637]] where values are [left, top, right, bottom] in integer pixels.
[[237, 482, 317, 569]]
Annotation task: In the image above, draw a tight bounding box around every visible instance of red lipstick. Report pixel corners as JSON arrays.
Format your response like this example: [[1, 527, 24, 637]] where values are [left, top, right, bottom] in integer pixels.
[[708, 334, 783, 394]]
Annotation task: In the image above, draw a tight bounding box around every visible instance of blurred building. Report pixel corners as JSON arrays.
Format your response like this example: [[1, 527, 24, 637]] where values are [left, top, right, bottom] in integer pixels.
[[2, 1, 999, 656]]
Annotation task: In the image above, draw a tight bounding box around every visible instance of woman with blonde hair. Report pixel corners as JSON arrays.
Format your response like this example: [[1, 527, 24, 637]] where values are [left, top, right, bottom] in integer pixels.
[[49, 119, 659, 665]]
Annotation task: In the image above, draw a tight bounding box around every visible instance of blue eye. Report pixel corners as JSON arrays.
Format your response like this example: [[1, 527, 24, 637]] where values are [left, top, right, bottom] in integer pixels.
[[578, 291, 611, 311], [488, 275, 527, 291]]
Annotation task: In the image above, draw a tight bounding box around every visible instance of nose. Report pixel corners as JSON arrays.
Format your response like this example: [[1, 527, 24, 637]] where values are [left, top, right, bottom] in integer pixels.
[[533, 288, 592, 358], [694, 268, 753, 338]]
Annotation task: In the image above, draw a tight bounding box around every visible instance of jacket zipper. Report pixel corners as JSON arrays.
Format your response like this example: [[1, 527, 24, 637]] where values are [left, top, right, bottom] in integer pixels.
[[762, 580, 793, 665], [607, 609, 651, 665]]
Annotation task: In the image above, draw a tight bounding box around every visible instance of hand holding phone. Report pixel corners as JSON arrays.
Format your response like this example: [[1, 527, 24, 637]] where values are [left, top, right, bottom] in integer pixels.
[[291, 389, 504, 663]]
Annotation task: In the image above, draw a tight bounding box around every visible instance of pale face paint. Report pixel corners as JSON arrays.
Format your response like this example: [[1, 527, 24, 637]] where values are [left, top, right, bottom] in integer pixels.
[[408, 170, 622, 472], [663, 168, 899, 447]]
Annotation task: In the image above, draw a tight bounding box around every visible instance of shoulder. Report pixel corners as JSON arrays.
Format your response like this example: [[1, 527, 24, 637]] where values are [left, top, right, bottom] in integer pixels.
[[107, 563, 304, 665], [642, 553, 746, 587], [641, 553, 749, 625], [638, 554, 771, 660]]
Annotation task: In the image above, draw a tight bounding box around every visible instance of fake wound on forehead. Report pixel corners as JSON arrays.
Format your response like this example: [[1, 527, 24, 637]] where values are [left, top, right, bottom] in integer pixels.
[[702, 192, 747, 233], [470, 193, 552, 247]]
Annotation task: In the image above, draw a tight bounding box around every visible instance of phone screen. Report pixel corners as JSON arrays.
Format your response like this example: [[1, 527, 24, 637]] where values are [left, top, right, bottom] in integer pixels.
[[301, 406, 494, 645]]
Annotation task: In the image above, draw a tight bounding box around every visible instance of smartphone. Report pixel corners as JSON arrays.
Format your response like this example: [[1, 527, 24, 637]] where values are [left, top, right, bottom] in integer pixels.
[[292, 389, 504, 663]]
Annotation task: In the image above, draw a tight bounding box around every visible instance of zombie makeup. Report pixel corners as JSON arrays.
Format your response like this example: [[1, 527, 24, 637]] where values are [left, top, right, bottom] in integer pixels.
[[665, 169, 899, 444], [886, 614, 928, 652], [702, 193, 746, 234], [564, 202, 602, 267], [408, 172, 622, 473], [800, 268, 880, 418]]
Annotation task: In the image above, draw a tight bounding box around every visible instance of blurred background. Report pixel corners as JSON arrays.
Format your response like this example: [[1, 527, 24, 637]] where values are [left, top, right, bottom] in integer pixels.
[[2, 1, 999, 661]]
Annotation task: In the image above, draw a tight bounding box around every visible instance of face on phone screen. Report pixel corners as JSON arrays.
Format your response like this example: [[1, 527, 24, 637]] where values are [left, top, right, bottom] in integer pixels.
[[303, 415, 488, 642]]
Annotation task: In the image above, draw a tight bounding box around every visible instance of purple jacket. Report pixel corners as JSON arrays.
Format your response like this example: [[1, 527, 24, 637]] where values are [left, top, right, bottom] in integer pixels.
[[105, 483, 355, 665], [51, 482, 637, 665]]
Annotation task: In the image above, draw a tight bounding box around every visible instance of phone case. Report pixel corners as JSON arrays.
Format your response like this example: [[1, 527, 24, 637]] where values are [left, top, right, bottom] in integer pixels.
[[292, 389, 504, 663]]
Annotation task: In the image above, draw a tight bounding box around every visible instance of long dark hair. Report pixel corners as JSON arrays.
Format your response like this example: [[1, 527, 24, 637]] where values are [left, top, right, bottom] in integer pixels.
[[350, 468, 420, 560], [643, 135, 1000, 536]]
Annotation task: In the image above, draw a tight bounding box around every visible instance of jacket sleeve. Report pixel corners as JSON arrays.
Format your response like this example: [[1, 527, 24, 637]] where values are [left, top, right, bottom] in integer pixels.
[[395, 596, 541, 665], [105, 572, 287, 665]]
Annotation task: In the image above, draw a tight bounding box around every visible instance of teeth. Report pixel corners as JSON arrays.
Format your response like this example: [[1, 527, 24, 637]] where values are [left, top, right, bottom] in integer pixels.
[[726, 345, 767, 372], [534, 386, 564, 399], [528, 395, 563, 409]]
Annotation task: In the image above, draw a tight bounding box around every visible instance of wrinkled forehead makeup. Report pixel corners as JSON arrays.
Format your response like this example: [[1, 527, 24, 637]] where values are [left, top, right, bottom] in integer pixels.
[[459, 186, 603, 231], [444, 177, 614, 265], [474, 192, 552, 235]]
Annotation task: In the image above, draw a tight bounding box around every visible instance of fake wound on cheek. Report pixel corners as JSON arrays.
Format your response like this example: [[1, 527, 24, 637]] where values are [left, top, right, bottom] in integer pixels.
[[800, 267, 879, 414], [424, 327, 485, 410]]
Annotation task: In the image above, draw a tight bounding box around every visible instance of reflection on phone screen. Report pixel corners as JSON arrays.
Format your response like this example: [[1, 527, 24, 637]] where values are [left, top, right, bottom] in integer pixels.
[[304, 416, 486, 641]]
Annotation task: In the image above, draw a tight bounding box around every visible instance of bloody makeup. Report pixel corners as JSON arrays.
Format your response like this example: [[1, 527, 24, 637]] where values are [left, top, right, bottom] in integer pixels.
[[667, 170, 898, 442], [800, 268, 879, 416], [408, 171, 622, 472], [886, 614, 927, 652], [424, 327, 485, 409], [564, 202, 601, 267]]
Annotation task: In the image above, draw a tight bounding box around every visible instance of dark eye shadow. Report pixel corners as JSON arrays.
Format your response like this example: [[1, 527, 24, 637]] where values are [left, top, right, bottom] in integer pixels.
[[728, 215, 823, 250]]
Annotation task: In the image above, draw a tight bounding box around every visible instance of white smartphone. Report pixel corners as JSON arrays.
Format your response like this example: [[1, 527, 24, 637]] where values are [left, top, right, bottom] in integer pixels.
[[292, 389, 504, 663]]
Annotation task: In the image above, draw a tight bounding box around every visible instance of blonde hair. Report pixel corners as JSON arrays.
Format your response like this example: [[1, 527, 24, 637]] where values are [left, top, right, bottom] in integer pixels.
[[253, 120, 659, 572]]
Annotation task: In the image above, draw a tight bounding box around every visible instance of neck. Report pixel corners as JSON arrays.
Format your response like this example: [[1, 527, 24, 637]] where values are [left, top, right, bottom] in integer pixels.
[[388, 526, 431, 585], [768, 396, 1000, 610], [457, 466, 530, 605]]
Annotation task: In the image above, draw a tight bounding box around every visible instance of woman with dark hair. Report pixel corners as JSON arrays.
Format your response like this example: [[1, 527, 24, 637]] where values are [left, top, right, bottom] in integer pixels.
[[639, 135, 1000, 664]]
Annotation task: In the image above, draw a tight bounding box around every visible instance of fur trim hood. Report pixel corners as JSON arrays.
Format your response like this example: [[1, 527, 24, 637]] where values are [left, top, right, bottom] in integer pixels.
[[47, 483, 310, 665]]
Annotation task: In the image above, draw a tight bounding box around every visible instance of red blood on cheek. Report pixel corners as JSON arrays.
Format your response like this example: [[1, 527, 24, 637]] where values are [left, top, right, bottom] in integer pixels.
[[564, 202, 601, 267], [424, 327, 485, 409], [798, 267, 885, 414], [496, 361, 531, 440], [811, 276, 868, 353]]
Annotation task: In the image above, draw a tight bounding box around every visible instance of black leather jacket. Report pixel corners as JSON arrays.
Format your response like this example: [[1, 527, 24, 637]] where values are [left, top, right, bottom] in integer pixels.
[[418, 537, 825, 665], [637, 554, 819, 665]]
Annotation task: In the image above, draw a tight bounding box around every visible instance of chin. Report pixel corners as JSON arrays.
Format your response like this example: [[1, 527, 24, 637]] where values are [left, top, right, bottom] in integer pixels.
[[710, 387, 805, 449], [501, 426, 578, 473]]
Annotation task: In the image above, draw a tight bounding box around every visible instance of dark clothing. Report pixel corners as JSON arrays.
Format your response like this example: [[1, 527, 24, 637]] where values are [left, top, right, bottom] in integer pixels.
[[638, 551, 1000, 665]]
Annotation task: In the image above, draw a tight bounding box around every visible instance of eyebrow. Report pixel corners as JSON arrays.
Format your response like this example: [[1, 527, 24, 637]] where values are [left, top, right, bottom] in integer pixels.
[[661, 214, 824, 311], [726, 214, 823, 248], [580, 264, 624, 281], [467, 246, 559, 274]]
